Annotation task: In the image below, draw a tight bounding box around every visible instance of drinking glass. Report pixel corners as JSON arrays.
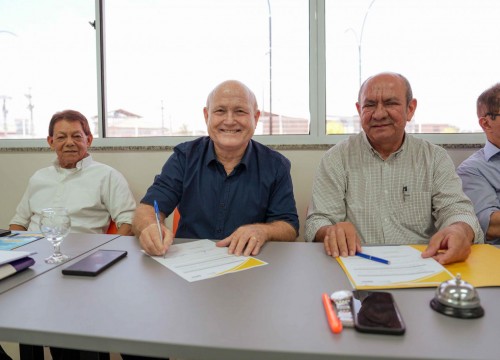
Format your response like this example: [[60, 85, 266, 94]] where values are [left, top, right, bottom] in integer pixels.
[[39, 207, 71, 264]]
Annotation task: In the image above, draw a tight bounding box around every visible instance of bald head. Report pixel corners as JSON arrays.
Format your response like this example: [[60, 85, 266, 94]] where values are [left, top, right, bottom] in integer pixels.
[[358, 72, 413, 106], [206, 80, 258, 112]]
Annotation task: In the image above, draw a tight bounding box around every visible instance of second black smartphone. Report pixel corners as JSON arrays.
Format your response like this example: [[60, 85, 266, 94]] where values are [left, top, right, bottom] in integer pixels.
[[62, 250, 127, 277], [351, 290, 406, 335]]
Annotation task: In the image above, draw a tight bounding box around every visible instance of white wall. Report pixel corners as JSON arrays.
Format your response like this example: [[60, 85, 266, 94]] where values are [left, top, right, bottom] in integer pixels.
[[0, 147, 477, 241]]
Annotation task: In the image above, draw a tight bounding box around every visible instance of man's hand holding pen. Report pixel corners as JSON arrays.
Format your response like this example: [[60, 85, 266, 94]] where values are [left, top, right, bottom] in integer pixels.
[[138, 222, 173, 256], [137, 202, 174, 257]]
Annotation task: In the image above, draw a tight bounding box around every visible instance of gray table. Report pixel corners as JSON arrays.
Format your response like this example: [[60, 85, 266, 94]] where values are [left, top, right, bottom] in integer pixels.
[[0, 233, 120, 360], [0, 236, 498, 360], [0, 233, 120, 295]]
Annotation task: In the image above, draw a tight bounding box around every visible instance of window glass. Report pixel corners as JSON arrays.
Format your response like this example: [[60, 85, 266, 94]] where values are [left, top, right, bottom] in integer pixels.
[[0, 0, 97, 139], [104, 0, 310, 137], [325, 0, 500, 134]]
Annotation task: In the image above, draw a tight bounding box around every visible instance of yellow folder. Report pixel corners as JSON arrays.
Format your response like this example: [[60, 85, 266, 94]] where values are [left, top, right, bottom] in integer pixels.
[[336, 244, 500, 289], [412, 244, 500, 288]]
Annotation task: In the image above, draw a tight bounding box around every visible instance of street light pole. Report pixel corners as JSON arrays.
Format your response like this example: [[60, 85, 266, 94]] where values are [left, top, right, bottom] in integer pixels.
[[345, 0, 377, 88], [161, 100, 165, 135], [1, 30, 17, 136], [1, 96, 11, 134], [267, 0, 273, 135], [25, 89, 34, 136], [358, 0, 376, 87]]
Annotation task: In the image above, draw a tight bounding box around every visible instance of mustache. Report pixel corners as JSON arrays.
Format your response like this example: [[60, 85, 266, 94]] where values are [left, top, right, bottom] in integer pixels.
[[369, 118, 394, 126]]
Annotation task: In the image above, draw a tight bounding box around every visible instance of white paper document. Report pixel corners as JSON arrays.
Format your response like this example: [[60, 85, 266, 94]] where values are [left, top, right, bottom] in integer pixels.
[[0, 250, 37, 266], [337, 245, 454, 289], [149, 239, 268, 282]]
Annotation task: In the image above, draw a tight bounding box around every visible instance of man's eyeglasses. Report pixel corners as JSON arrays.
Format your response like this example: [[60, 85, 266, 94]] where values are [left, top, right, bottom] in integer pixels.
[[484, 113, 500, 120]]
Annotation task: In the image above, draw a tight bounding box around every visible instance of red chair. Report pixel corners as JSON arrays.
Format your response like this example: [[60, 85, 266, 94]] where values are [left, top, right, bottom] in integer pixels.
[[172, 208, 180, 237], [106, 209, 179, 236], [106, 220, 118, 234]]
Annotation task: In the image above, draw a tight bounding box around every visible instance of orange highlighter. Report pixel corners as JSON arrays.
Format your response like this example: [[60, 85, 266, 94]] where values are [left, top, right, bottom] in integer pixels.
[[322, 293, 343, 334]]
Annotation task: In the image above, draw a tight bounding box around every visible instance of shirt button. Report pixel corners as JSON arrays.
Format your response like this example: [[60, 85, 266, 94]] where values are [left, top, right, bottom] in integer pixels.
[[216, 229, 222, 233]]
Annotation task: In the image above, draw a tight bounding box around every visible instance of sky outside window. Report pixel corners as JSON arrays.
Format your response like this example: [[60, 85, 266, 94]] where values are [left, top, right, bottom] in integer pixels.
[[0, 0, 96, 138], [104, 0, 309, 137], [0, 0, 499, 139], [326, 0, 500, 134]]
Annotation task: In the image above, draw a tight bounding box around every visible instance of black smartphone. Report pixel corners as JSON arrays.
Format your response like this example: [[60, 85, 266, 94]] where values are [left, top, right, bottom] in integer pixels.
[[62, 250, 127, 277], [351, 290, 406, 335], [0, 229, 12, 237]]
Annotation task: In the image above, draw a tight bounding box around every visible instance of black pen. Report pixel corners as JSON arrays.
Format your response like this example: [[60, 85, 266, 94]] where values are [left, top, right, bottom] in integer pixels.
[[403, 186, 408, 202]]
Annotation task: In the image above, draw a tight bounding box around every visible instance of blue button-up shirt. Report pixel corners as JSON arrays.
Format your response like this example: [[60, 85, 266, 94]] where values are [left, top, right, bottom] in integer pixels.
[[141, 137, 299, 239], [457, 140, 500, 244]]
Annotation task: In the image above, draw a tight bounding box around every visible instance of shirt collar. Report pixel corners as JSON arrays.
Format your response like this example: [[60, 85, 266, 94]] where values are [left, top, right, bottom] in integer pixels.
[[206, 138, 252, 169], [361, 132, 406, 159], [484, 140, 500, 161], [239, 140, 253, 168], [206, 140, 217, 166], [54, 154, 93, 172]]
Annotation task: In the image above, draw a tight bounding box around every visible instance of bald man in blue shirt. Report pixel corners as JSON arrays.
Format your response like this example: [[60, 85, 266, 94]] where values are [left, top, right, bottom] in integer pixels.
[[133, 80, 299, 256]]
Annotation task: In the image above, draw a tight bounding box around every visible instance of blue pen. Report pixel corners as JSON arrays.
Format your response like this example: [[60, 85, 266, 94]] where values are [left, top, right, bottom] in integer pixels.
[[153, 200, 165, 257], [355, 251, 390, 265]]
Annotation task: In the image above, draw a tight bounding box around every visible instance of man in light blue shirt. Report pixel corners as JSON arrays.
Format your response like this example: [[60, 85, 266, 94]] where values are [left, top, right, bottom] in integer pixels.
[[457, 83, 500, 244]]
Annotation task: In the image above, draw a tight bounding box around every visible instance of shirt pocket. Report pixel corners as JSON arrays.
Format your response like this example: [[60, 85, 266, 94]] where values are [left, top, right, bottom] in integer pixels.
[[396, 191, 432, 232]]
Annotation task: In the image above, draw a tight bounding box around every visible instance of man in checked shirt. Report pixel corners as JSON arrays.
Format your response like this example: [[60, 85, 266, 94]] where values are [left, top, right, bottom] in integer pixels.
[[305, 72, 483, 265]]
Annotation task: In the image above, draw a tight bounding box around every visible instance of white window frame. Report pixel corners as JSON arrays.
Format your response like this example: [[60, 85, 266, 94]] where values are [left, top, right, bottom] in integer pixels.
[[0, 0, 486, 149]]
